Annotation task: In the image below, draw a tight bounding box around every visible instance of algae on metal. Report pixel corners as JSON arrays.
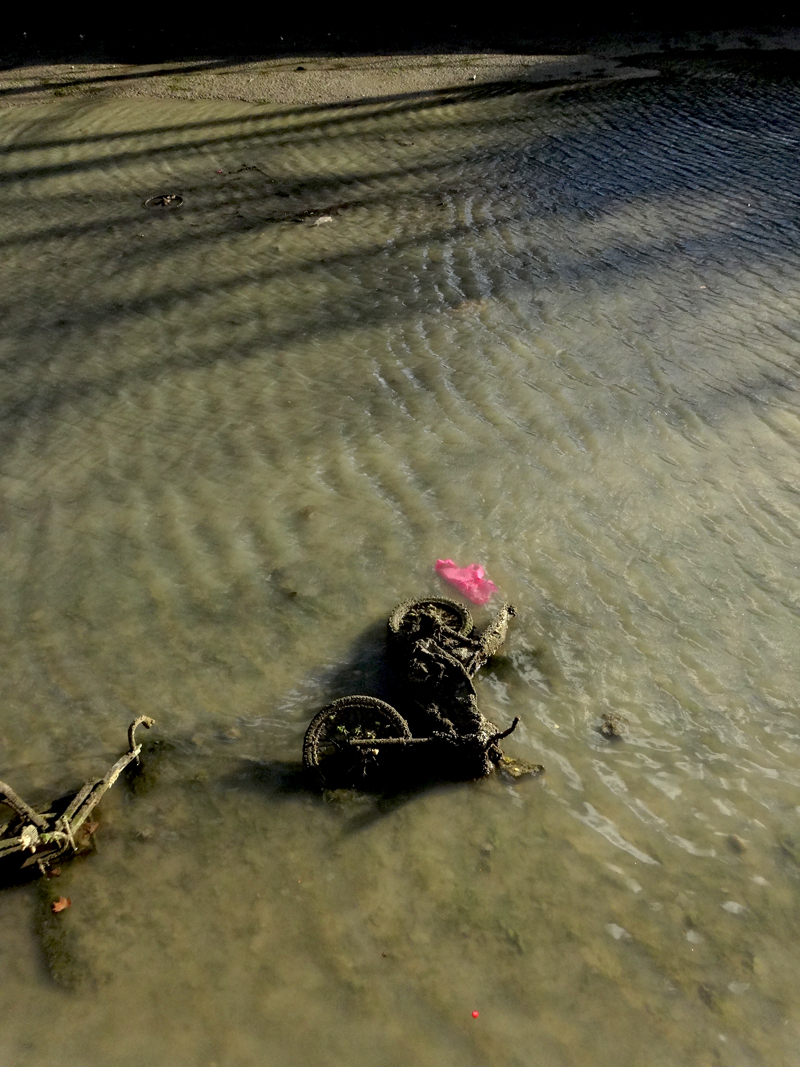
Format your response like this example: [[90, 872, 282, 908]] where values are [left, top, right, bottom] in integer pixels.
[[0, 717, 155, 882]]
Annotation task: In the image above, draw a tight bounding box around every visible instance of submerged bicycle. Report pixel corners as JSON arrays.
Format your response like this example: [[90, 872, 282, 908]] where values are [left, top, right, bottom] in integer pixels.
[[303, 597, 538, 790], [0, 717, 155, 880]]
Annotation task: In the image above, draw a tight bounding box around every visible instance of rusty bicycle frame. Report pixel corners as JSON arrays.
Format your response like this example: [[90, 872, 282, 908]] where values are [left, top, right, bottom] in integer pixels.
[[0, 716, 155, 879]]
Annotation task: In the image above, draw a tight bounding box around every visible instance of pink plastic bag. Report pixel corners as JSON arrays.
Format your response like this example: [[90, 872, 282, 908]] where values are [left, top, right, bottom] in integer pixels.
[[435, 559, 499, 605]]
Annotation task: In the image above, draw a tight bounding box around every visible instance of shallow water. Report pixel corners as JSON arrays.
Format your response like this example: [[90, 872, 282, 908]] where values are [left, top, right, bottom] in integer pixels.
[[1, 63, 800, 1066]]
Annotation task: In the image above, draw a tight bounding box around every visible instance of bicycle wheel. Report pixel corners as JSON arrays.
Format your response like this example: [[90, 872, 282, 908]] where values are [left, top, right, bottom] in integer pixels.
[[388, 598, 474, 640], [303, 696, 411, 787]]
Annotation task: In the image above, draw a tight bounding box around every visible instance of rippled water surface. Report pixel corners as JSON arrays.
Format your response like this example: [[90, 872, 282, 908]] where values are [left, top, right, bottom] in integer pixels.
[[1, 62, 800, 1066]]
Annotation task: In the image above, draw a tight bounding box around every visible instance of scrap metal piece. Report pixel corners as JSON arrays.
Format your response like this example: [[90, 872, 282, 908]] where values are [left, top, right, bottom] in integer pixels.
[[144, 194, 183, 208], [0, 718, 155, 881]]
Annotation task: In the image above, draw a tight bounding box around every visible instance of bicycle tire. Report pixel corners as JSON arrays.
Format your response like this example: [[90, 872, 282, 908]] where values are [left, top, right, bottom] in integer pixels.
[[303, 696, 411, 786], [388, 597, 474, 640]]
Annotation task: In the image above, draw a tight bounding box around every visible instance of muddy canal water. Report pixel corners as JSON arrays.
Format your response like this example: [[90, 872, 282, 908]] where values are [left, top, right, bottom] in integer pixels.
[[0, 61, 799, 1067]]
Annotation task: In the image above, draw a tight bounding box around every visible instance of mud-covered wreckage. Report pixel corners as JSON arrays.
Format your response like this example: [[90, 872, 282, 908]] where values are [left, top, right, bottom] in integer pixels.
[[1, 597, 538, 886], [303, 597, 540, 789]]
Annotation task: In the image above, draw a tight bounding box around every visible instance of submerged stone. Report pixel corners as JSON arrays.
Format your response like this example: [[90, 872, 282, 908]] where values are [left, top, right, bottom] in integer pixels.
[[496, 756, 545, 781]]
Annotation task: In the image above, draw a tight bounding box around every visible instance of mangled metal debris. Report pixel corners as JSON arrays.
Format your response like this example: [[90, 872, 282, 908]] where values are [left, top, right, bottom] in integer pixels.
[[0, 717, 154, 881], [303, 598, 542, 790]]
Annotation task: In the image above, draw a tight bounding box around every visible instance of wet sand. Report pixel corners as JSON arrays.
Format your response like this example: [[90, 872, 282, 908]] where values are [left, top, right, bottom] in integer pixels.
[[1, 28, 798, 110]]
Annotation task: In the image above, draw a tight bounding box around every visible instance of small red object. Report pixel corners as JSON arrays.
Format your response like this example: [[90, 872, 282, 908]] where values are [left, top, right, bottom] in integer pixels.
[[472, 1011, 479, 1018], [51, 897, 71, 914]]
